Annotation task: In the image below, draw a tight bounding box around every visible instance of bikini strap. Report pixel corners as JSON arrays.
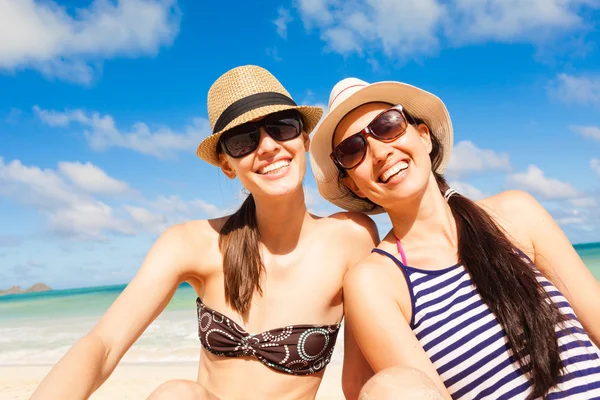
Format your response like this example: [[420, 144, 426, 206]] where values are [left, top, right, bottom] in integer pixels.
[[371, 248, 407, 268], [370, 247, 416, 328], [395, 236, 408, 265]]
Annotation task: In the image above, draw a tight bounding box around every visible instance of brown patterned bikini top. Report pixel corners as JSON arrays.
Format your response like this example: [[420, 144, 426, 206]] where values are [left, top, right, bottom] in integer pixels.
[[196, 298, 341, 375]]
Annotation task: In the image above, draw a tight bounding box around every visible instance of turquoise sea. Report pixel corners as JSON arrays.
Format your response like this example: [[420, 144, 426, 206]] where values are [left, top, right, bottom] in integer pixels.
[[1, 243, 599, 365]]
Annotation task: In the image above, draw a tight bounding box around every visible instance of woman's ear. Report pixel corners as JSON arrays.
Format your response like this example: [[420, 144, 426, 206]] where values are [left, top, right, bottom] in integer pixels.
[[302, 132, 310, 152], [218, 153, 236, 179], [417, 123, 433, 154]]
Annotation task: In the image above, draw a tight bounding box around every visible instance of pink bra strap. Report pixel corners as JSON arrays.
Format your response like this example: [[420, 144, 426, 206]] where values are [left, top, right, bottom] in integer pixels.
[[395, 236, 408, 266]]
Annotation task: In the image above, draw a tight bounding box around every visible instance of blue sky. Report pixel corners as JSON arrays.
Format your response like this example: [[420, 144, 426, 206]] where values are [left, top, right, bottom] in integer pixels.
[[1, 0, 599, 289]]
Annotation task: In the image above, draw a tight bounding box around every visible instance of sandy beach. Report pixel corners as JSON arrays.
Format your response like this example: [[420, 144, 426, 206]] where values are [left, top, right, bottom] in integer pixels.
[[0, 362, 344, 400]]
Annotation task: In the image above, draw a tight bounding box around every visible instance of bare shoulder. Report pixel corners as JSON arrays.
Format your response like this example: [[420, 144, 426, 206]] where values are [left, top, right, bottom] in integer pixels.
[[478, 190, 547, 229], [478, 190, 541, 218], [343, 251, 409, 307], [161, 218, 220, 248], [477, 190, 546, 251], [176, 216, 226, 246], [344, 251, 401, 291], [344, 257, 386, 293], [325, 211, 380, 242], [148, 217, 226, 276]]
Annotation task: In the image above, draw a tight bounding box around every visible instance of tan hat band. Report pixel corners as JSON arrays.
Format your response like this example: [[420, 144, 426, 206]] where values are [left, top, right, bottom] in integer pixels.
[[213, 92, 297, 133]]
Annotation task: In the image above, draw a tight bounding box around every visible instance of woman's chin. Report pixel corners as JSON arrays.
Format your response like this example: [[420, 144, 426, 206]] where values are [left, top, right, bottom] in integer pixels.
[[254, 177, 303, 199]]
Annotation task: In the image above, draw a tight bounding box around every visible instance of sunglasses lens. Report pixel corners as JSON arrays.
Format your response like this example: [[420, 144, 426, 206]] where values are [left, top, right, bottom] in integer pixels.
[[371, 109, 407, 140], [221, 125, 260, 158], [220, 110, 303, 158], [266, 115, 302, 141], [334, 134, 367, 169]]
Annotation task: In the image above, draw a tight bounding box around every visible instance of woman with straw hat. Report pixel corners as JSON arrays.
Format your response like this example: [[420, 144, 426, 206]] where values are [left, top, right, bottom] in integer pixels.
[[309, 77, 600, 399], [30, 66, 378, 400]]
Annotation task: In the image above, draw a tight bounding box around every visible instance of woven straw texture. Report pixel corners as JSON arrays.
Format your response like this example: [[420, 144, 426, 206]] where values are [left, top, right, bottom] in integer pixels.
[[197, 65, 323, 165]]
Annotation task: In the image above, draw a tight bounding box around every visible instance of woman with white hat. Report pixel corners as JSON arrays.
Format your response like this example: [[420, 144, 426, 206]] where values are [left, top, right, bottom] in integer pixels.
[[310, 77, 600, 399], [30, 66, 378, 400]]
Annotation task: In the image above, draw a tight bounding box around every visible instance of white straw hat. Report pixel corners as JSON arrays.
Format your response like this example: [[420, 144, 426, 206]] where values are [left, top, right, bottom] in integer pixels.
[[197, 65, 323, 165], [309, 78, 453, 214]]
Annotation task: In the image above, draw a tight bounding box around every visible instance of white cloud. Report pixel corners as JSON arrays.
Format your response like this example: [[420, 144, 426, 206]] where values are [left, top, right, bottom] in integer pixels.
[[555, 214, 586, 226], [506, 165, 579, 200], [569, 196, 597, 208], [34, 106, 210, 159], [550, 205, 599, 238], [0, 157, 227, 240], [58, 161, 131, 195], [150, 195, 191, 214], [0, 156, 81, 208], [48, 202, 132, 239], [190, 199, 225, 218], [124, 196, 228, 234], [297, 0, 334, 27], [0, 156, 132, 239], [448, 180, 486, 200], [274, 8, 293, 38], [570, 125, 600, 141], [445, 140, 511, 178], [123, 205, 168, 233], [295, 0, 596, 59], [549, 74, 600, 107], [446, 0, 594, 44], [592, 159, 600, 178], [151, 195, 228, 218], [0, 0, 180, 84], [297, 0, 443, 58], [32, 105, 82, 126]]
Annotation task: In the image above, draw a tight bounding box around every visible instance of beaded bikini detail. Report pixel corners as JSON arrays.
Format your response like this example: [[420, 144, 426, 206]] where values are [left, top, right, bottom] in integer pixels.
[[196, 298, 341, 375]]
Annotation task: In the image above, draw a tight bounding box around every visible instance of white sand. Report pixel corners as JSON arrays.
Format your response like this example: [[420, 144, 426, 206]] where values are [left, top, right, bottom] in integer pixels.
[[0, 362, 344, 400]]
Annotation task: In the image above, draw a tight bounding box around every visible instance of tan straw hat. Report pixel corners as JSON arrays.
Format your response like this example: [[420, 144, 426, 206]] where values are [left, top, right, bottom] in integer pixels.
[[309, 77, 453, 214], [197, 65, 324, 165]]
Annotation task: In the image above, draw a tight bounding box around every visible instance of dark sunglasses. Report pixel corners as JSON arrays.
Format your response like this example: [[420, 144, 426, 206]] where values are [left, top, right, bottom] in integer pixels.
[[330, 104, 411, 170], [219, 110, 304, 158]]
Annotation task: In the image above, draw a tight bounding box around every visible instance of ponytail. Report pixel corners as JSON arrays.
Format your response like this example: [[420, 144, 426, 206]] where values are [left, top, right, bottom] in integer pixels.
[[428, 127, 567, 398], [218, 194, 264, 314]]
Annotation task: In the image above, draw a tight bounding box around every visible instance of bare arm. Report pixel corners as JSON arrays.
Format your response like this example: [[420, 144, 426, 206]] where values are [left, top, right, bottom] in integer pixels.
[[30, 223, 205, 400], [342, 318, 374, 400], [343, 260, 452, 399], [334, 212, 380, 399], [513, 191, 600, 347], [331, 212, 379, 400]]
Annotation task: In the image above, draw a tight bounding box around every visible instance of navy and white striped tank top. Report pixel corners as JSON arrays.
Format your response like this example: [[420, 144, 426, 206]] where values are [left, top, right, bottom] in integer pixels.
[[373, 248, 600, 399]]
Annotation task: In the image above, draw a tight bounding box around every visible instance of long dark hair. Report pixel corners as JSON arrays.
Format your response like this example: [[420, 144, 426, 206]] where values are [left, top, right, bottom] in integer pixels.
[[338, 110, 566, 398], [216, 146, 264, 315]]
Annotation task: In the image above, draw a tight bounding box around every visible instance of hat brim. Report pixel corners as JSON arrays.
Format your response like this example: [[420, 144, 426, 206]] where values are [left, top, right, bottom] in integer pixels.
[[309, 81, 453, 214], [197, 104, 323, 166]]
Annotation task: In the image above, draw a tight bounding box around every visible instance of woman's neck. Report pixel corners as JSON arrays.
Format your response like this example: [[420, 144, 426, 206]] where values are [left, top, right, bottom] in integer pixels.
[[387, 176, 457, 249], [253, 187, 312, 254]]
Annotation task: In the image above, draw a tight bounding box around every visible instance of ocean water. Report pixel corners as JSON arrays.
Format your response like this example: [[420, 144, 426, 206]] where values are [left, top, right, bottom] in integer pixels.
[[0, 284, 201, 365], [1, 243, 599, 366]]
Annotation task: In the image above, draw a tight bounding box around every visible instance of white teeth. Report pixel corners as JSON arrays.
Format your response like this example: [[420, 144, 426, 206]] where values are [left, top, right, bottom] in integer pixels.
[[259, 160, 290, 174], [380, 161, 408, 183]]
